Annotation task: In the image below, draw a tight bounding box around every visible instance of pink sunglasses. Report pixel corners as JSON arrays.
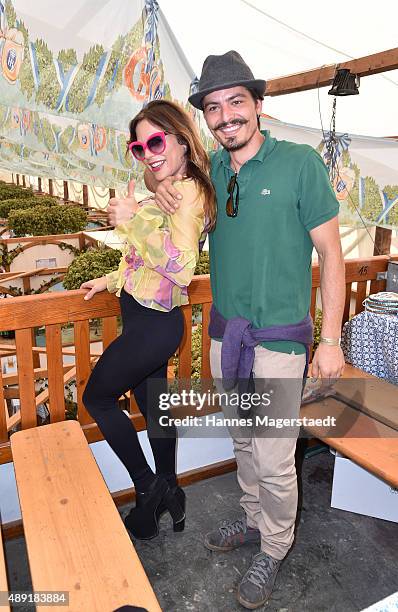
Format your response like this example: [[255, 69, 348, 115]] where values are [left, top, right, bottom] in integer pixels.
[[128, 131, 167, 161]]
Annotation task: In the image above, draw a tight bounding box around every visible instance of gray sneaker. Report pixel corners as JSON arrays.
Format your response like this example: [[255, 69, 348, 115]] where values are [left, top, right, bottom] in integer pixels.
[[204, 515, 260, 552], [237, 551, 281, 609]]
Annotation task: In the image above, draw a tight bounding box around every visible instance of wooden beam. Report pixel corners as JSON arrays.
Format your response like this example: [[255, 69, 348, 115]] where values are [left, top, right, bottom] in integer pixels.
[[3, 364, 73, 385], [0, 289, 120, 331], [265, 47, 398, 96], [0, 267, 67, 281], [2, 232, 82, 244]]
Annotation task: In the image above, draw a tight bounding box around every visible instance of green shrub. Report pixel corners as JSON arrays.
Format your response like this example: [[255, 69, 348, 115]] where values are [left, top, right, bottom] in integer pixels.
[[0, 184, 34, 200], [191, 324, 202, 380], [195, 250, 209, 275], [8, 206, 87, 237], [63, 248, 122, 289], [191, 252, 210, 320], [0, 196, 59, 218], [313, 308, 323, 351]]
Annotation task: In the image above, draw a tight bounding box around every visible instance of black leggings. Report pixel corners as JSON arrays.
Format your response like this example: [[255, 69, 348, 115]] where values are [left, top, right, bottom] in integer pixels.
[[83, 289, 184, 491]]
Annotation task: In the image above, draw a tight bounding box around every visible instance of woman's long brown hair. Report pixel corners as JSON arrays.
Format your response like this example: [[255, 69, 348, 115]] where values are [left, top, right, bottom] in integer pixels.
[[128, 100, 216, 231]]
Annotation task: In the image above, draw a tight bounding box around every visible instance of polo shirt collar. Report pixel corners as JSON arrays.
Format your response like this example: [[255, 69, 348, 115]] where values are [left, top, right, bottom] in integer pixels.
[[219, 130, 276, 169]]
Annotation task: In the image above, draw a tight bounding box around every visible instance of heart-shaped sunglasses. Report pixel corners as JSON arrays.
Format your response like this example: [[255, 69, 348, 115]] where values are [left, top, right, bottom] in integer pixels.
[[128, 131, 167, 161]]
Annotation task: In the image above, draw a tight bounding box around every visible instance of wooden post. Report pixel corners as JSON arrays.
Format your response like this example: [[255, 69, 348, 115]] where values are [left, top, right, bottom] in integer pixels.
[[78, 233, 85, 250], [16, 174, 19, 185], [22, 277, 31, 294], [31, 329, 41, 369], [48, 179, 53, 196], [373, 226, 392, 255], [38, 177, 42, 192], [22, 175, 26, 187], [63, 181, 69, 202], [82, 184, 89, 207], [109, 188, 116, 199]]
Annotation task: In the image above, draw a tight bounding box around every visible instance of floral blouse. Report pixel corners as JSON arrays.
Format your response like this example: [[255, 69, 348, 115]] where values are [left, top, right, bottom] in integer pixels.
[[106, 179, 206, 312]]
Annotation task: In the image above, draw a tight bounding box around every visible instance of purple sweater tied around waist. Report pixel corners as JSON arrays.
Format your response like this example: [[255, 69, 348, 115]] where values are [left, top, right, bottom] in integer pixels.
[[208, 305, 314, 391]]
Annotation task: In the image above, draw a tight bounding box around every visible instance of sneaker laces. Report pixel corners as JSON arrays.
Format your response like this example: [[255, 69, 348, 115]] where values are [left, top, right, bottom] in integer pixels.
[[219, 516, 246, 538], [246, 554, 279, 589]]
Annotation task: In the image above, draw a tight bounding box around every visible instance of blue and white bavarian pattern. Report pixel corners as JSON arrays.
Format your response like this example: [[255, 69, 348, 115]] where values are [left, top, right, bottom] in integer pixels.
[[341, 310, 398, 385]]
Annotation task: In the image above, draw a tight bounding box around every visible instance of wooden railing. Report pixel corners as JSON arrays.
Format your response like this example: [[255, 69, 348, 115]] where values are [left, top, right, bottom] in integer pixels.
[[0, 267, 67, 295], [0, 228, 110, 271], [0, 274, 212, 465], [0, 255, 397, 466], [310, 254, 397, 325]]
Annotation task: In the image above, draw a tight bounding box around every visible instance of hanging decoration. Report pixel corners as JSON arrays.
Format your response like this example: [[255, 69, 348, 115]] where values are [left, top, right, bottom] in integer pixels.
[[0, 0, 199, 190]]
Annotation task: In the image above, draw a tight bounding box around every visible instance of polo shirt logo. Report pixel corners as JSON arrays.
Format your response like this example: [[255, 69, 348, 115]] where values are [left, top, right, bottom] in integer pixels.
[[261, 188, 271, 196]]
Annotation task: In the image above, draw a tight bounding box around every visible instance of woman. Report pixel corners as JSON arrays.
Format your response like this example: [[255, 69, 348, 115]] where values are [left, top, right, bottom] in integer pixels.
[[81, 100, 215, 540]]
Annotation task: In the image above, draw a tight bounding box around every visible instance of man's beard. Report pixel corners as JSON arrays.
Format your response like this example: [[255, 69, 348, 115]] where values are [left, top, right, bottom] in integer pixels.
[[223, 138, 249, 152], [213, 119, 255, 151], [214, 119, 246, 151]]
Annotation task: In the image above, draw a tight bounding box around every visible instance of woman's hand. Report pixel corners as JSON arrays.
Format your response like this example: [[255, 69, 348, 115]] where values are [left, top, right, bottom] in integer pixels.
[[107, 179, 139, 227], [80, 276, 108, 300]]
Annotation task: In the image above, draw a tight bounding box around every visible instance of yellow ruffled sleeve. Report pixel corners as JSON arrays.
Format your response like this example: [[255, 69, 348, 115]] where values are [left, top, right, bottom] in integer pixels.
[[105, 269, 121, 293], [117, 180, 205, 288]]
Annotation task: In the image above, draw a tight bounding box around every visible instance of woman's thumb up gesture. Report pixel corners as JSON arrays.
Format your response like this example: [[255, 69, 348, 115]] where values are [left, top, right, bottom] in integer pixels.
[[107, 179, 138, 227]]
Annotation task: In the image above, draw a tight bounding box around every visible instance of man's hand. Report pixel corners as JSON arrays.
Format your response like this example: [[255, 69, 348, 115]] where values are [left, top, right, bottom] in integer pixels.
[[107, 179, 138, 227], [81, 276, 108, 300], [154, 174, 183, 214], [311, 344, 345, 384]]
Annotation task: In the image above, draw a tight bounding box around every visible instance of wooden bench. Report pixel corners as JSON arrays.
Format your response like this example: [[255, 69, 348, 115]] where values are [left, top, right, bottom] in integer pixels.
[[0, 524, 10, 611], [10, 419, 160, 612]]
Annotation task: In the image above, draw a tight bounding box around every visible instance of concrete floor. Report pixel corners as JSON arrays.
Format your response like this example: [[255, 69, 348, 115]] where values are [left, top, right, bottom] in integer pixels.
[[4, 451, 398, 611]]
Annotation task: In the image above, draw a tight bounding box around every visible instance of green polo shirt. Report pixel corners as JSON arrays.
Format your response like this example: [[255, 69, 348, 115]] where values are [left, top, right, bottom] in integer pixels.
[[209, 130, 339, 355]]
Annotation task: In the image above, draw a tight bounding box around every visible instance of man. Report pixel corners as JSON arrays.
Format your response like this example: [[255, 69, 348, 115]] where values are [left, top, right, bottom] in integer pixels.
[[108, 51, 345, 609]]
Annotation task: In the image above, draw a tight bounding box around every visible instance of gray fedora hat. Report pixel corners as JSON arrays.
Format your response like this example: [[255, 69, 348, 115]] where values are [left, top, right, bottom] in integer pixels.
[[188, 50, 266, 110]]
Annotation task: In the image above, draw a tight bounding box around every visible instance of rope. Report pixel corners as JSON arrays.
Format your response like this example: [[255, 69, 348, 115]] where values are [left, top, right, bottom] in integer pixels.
[[89, 186, 109, 210], [91, 185, 109, 198], [316, 74, 383, 256], [69, 182, 83, 203], [53, 180, 64, 197]]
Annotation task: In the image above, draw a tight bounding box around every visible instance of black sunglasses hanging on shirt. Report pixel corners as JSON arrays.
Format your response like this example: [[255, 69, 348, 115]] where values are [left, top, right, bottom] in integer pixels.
[[226, 173, 239, 218]]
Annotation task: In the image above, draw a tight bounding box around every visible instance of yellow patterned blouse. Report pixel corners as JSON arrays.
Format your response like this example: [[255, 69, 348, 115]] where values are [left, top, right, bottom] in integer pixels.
[[106, 179, 206, 312]]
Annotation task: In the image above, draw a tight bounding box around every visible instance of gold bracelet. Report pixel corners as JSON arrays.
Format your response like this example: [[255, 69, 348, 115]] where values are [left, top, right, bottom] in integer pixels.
[[320, 336, 341, 346]]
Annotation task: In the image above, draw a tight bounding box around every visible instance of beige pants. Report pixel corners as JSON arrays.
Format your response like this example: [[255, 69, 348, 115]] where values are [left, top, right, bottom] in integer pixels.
[[210, 339, 306, 560]]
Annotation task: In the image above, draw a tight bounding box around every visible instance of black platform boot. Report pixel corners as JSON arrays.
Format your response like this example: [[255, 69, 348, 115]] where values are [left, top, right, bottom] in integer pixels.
[[124, 476, 185, 539], [156, 486, 186, 532]]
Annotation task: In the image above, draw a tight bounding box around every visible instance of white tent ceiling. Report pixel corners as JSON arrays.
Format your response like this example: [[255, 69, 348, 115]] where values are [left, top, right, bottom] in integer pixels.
[[160, 0, 398, 138], [10, 0, 398, 138]]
